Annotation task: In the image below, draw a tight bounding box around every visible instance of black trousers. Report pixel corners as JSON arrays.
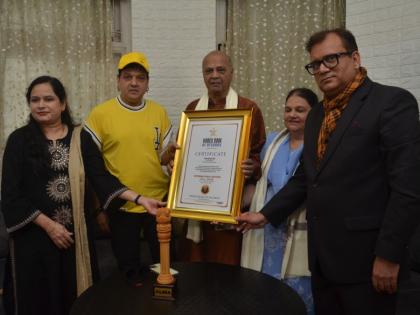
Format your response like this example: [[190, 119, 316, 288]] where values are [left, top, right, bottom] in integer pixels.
[[108, 210, 160, 273], [8, 230, 77, 315], [311, 262, 397, 315]]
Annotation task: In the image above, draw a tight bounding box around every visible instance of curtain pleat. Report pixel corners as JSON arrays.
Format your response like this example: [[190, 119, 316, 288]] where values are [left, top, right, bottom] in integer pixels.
[[0, 0, 115, 171], [226, 0, 345, 132]]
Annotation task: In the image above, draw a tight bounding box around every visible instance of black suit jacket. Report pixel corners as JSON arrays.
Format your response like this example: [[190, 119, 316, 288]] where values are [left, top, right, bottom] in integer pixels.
[[261, 78, 420, 283], [409, 225, 420, 273]]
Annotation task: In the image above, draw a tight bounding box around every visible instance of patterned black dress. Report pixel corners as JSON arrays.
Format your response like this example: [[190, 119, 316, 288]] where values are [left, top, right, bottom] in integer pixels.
[[2, 126, 77, 315]]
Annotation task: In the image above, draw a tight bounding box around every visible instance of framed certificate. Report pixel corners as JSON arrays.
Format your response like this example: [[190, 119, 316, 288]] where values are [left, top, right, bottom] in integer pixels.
[[167, 109, 252, 224]]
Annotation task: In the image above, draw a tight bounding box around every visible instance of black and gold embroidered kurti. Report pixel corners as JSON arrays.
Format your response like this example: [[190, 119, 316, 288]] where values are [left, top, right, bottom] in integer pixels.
[[1, 126, 77, 315], [2, 127, 74, 233]]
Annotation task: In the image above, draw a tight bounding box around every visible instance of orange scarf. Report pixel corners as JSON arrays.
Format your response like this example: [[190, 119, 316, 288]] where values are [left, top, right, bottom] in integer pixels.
[[317, 67, 367, 163]]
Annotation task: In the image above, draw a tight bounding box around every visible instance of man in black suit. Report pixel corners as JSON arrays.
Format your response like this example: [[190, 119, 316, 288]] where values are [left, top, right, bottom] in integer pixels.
[[237, 28, 420, 314]]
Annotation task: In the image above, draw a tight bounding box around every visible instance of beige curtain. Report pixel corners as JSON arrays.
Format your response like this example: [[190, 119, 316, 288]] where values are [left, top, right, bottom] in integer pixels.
[[226, 0, 345, 132], [0, 0, 115, 160]]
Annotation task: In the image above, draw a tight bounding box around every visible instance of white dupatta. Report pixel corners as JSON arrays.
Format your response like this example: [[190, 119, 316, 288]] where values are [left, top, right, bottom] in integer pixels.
[[240, 129, 289, 270], [240, 129, 310, 278]]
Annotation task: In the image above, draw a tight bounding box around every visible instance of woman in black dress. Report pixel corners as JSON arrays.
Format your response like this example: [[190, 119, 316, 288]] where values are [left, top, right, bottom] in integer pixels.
[[1, 76, 164, 315]]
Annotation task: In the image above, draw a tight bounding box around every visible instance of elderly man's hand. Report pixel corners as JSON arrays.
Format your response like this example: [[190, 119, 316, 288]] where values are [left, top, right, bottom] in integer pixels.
[[166, 160, 175, 175], [161, 143, 180, 176], [372, 256, 400, 294], [240, 158, 258, 179], [161, 143, 179, 166], [236, 212, 268, 233]]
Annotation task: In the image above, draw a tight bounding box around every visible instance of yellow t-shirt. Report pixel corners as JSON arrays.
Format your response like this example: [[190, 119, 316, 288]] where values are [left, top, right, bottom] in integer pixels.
[[84, 96, 172, 213]]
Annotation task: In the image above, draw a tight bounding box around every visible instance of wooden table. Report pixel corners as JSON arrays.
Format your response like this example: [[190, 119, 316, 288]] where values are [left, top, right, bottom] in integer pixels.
[[71, 262, 307, 315]]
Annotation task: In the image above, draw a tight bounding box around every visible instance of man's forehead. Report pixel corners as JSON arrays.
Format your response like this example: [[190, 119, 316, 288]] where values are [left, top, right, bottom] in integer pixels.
[[120, 67, 148, 76], [203, 53, 231, 68], [309, 33, 346, 59], [203, 63, 228, 69]]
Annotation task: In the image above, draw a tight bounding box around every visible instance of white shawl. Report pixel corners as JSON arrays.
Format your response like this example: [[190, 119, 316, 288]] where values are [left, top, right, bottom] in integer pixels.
[[194, 87, 238, 111], [240, 129, 289, 270], [241, 129, 311, 278], [240, 130, 310, 278]]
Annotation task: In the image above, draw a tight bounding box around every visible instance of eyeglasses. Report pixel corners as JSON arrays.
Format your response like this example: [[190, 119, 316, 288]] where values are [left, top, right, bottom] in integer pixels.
[[305, 51, 354, 75]]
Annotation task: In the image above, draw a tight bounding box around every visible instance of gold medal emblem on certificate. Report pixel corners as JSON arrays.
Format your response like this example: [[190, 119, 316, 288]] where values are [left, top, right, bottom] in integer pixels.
[[201, 184, 210, 194]]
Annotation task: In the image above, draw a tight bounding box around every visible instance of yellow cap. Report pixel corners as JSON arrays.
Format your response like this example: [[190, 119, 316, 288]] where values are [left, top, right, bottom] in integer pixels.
[[118, 52, 150, 73]]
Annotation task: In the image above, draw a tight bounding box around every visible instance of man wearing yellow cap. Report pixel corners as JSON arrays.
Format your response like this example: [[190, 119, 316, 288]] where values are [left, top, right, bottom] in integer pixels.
[[83, 52, 173, 285]]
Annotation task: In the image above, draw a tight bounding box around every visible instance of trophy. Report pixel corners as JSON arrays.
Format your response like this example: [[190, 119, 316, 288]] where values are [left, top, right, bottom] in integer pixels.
[[153, 208, 176, 300]]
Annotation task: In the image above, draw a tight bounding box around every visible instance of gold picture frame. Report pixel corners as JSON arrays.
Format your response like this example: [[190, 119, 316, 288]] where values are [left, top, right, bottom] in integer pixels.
[[167, 109, 253, 224]]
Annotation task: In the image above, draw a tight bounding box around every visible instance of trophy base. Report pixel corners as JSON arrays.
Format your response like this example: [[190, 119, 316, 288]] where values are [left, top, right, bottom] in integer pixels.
[[152, 282, 176, 301]]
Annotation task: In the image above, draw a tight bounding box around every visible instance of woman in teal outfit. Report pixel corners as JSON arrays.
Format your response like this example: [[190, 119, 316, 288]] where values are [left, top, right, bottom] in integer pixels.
[[241, 88, 318, 315]]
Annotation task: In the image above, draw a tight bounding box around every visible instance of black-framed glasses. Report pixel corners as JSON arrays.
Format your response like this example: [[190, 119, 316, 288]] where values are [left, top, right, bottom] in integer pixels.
[[305, 51, 354, 75]]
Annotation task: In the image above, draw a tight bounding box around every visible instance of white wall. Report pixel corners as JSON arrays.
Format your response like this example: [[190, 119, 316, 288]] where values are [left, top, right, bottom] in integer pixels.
[[346, 0, 420, 106], [131, 0, 420, 123], [131, 0, 216, 128]]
